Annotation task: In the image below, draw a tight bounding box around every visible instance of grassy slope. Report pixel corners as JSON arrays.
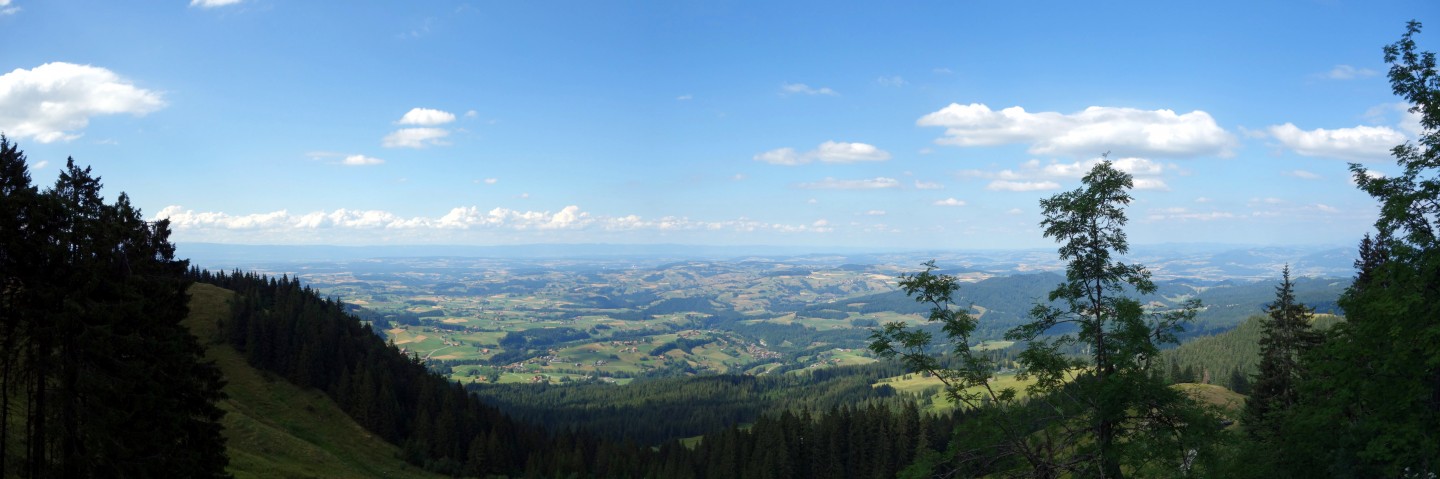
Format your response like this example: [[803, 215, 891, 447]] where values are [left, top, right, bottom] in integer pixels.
[[183, 283, 446, 479]]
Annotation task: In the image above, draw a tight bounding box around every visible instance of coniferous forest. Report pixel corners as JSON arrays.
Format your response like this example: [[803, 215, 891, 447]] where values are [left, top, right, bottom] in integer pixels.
[[1, 20, 1439, 479]]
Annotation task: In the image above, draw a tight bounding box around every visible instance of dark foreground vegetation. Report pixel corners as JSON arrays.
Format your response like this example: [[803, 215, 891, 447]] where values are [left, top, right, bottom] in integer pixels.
[[1, 21, 1437, 479]]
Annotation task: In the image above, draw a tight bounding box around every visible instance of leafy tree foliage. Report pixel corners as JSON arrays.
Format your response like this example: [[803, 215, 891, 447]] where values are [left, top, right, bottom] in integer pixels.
[[1278, 21, 1440, 477], [0, 138, 229, 478], [872, 160, 1219, 478], [1005, 158, 1214, 478], [869, 262, 1052, 475]]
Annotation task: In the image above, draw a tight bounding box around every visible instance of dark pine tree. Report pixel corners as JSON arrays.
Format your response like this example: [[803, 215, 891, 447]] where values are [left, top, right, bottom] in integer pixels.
[[1243, 265, 1320, 441], [0, 138, 229, 478]]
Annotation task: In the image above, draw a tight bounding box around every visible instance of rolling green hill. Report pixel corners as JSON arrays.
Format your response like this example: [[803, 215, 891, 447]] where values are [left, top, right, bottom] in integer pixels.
[[182, 283, 446, 479]]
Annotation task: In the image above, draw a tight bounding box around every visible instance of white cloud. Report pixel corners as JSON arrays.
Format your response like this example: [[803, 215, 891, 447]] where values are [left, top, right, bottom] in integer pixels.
[[0, 0, 19, 15], [914, 180, 944, 190], [341, 154, 383, 166], [987, 180, 1060, 192], [754, 148, 802, 165], [676, 94, 693, 101], [1006, 208, 1024, 215], [464, 110, 478, 119], [861, 210, 887, 216], [876, 76, 906, 87], [478, 178, 498, 184], [797, 177, 901, 190], [933, 67, 953, 75], [156, 205, 838, 240], [963, 156, 1168, 191], [1131, 178, 1170, 191], [1145, 208, 1237, 222], [754, 141, 891, 165], [397, 107, 456, 126], [916, 103, 1235, 158], [32, 159, 47, 169], [190, 0, 242, 7], [1266, 123, 1406, 162], [932, 198, 966, 206], [1286, 169, 1321, 180], [1324, 64, 1377, 80], [1248, 197, 1286, 206], [1145, 207, 1238, 222], [731, 173, 747, 181], [781, 82, 837, 96], [811, 141, 889, 163], [1362, 102, 1425, 137], [382, 127, 449, 148], [1195, 197, 1212, 203], [1314, 204, 1339, 213], [0, 62, 165, 143]]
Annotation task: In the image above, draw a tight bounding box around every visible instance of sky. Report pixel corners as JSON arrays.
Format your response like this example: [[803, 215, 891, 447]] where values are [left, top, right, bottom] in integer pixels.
[[0, 1, 1433, 250]]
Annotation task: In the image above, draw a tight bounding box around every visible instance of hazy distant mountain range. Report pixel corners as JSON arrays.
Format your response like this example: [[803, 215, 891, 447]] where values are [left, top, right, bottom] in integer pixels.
[[180, 242, 1357, 282]]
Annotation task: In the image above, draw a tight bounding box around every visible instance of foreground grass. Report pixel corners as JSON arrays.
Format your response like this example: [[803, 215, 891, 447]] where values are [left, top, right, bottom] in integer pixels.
[[184, 283, 446, 479]]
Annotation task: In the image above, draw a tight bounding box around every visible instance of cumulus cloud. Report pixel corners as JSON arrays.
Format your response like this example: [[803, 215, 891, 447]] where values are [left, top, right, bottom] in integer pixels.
[[781, 82, 837, 96], [916, 103, 1235, 158], [932, 198, 966, 206], [382, 127, 449, 148], [0, 0, 18, 15], [33, 160, 48, 170], [987, 180, 1060, 192], [914, 180, 944, 190], [155, 205, 838, 241], [964, 156, 1170, 192], [1266, 123, 1406, 162], [397, 107, 456, 126], [796, 177, 901, 190], [190, 0, 242, 7], [754, 141, 891, 165], [1324, 65, 1377, 80], [0, 62, 165, 143], [861, 210, 887, 216], [340, 154, 384, 166], [1131, 178, 1170, 191]]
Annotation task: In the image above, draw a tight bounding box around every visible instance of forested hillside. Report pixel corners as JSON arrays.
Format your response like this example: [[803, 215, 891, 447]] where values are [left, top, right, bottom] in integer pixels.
[[1161, 313, 1343, 393], [182, 283, 447, 478]]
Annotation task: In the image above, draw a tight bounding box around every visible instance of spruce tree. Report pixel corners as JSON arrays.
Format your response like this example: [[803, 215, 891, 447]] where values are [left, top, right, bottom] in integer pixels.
[[1243, 265, 1319, 440], [0, 141, 228, 477]]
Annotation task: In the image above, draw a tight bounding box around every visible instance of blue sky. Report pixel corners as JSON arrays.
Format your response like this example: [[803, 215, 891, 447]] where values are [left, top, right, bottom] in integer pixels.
[[0, 1, 1432, 249]]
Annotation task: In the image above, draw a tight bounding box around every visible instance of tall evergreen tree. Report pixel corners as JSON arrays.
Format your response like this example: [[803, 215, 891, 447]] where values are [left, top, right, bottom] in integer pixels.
[[1243, 265, 1320, 441], [0, 140, 228, 477]]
